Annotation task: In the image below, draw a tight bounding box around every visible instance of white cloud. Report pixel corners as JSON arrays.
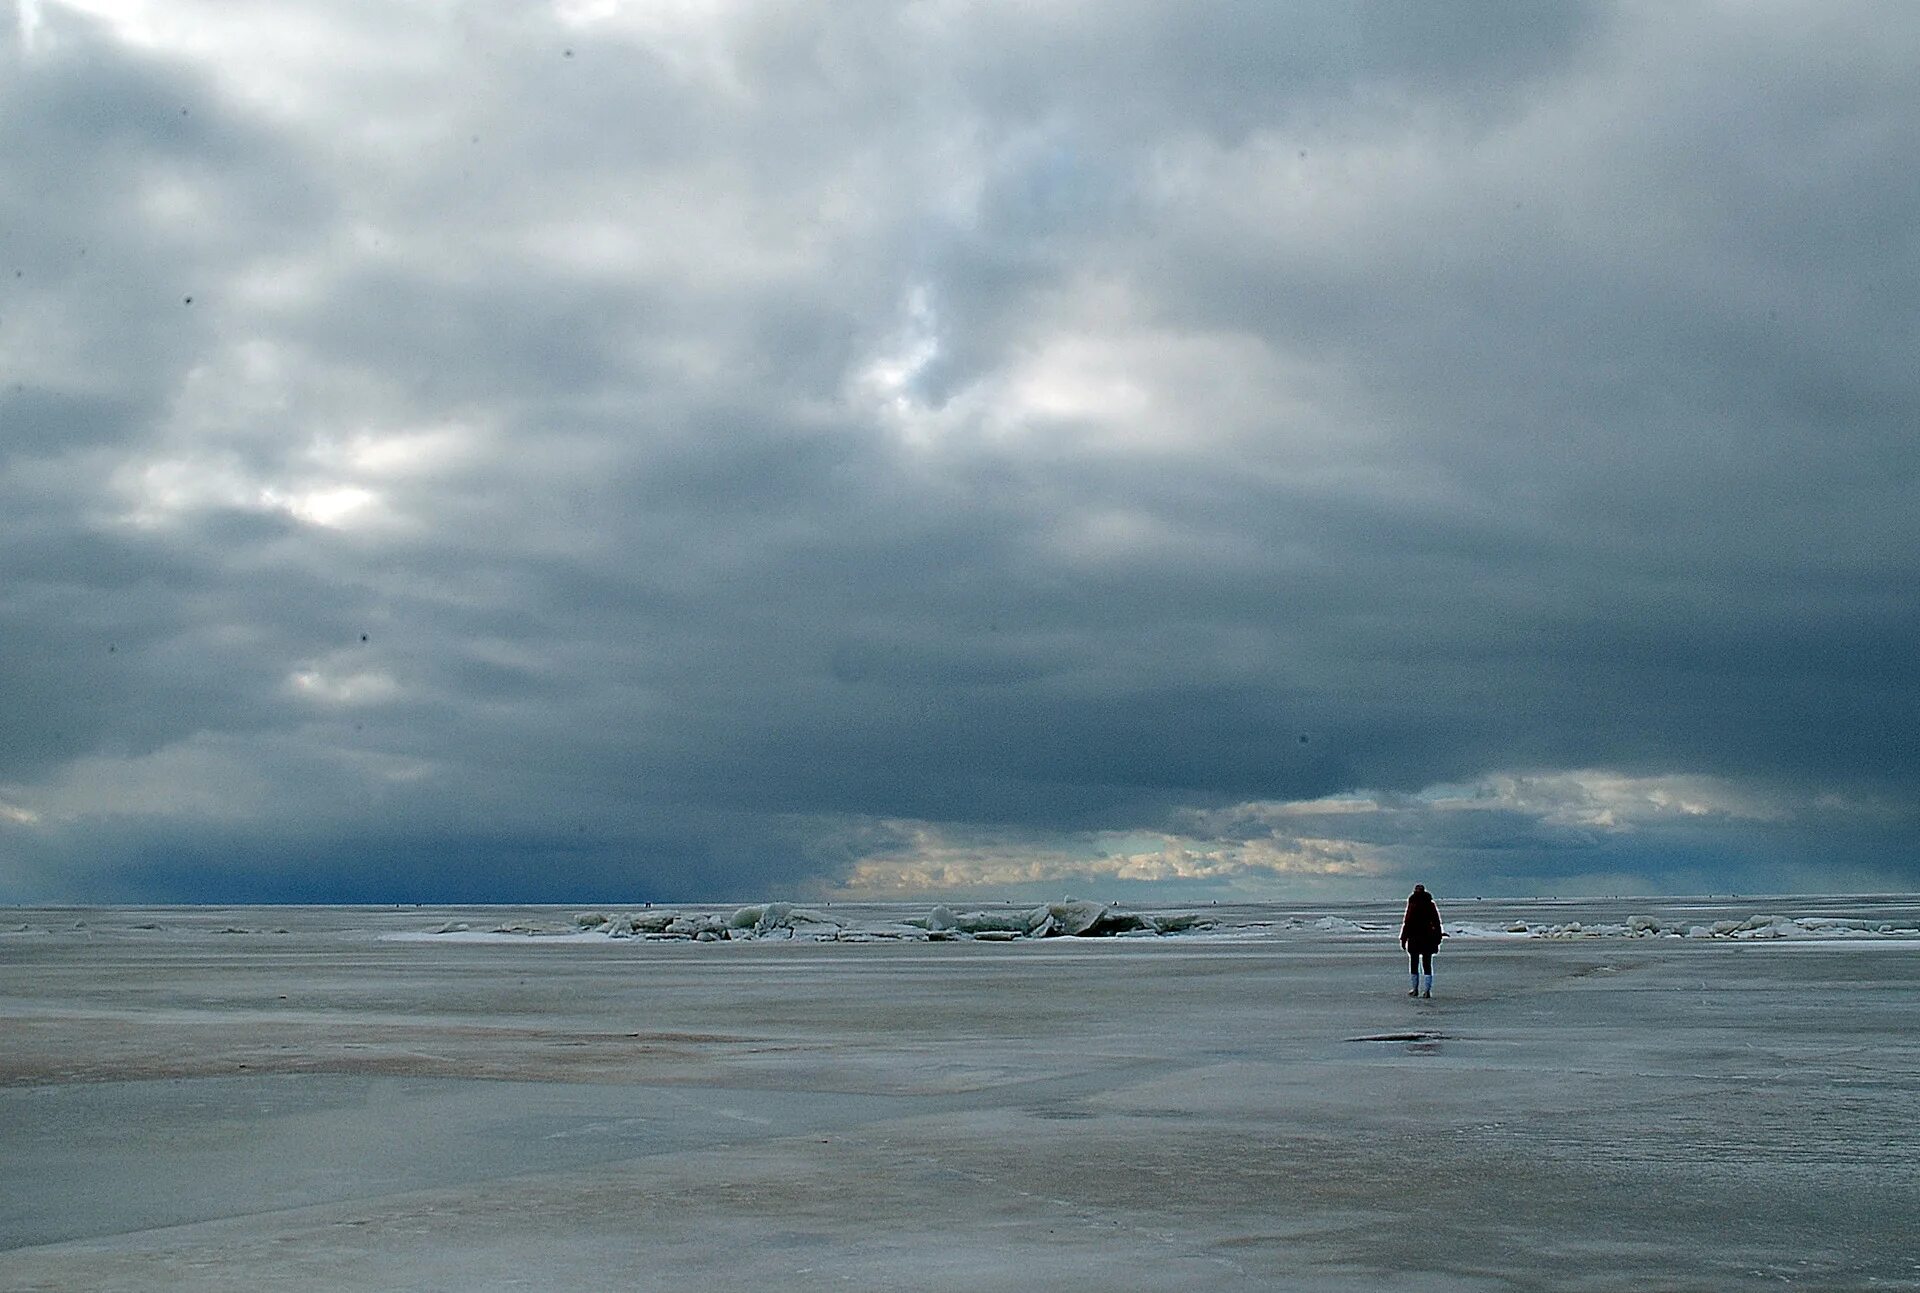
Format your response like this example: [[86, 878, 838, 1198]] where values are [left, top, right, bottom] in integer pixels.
[[1423, 771, 1789, 829], [824, 770, 1814, 900], [854, 284, 943, 440], [827, 819, 1385, 899], [14, 0, 36, 48], [287, 665, 400, 707], [1197, 770, 1789, 839]]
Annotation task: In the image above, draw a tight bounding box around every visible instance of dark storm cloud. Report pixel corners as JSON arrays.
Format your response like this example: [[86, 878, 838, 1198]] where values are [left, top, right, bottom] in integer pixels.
[[2, 1, 1915, 901]]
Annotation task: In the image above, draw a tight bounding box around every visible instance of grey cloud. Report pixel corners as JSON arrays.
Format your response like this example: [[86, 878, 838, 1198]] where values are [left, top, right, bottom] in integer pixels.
[[3, 2, 1916, 901], [930, 1, 1598, 139]]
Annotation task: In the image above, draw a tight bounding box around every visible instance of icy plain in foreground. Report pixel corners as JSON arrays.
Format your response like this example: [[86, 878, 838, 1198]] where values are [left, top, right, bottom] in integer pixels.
[[3, 896, 1917, 1290]]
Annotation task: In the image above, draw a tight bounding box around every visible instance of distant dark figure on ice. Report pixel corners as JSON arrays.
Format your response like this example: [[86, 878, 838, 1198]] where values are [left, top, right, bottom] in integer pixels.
[[1401, 884, 1445, 998]]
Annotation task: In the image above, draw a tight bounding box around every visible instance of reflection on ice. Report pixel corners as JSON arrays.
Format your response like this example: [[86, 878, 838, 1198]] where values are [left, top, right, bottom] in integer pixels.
[[4, 894, 1919, 1289]]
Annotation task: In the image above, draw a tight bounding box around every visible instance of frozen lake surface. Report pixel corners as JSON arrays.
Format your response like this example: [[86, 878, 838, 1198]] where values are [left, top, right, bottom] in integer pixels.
[[3, 897, 1918, 1290]]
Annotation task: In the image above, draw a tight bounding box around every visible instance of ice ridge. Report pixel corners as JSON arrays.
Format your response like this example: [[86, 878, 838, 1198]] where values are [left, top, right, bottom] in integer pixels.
[[401, 904, 1920, 944], [508, 900, 1214, 942], [1447, 913, 1918, 941]]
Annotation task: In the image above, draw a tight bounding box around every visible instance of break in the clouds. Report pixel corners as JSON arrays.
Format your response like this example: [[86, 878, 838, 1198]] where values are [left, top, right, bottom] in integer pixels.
[[2, 1, 1916, 902]]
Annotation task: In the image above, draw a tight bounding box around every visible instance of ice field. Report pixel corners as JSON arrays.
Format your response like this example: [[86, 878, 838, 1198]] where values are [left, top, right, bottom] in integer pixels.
[[3, 896, 1918, 1290]]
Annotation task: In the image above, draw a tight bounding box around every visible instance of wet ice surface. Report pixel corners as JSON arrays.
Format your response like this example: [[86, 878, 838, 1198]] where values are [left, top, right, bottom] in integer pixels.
[[3, 899, 1918, 1290]]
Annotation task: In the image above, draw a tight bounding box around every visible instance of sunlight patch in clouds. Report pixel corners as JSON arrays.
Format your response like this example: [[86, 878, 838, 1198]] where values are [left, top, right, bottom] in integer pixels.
[[14, 0, 41, 54], [830, 819, 1385, 899], [287, 665, 400, 707], [1419, 771, 1789, 829], [266, 484, 378, 529], [111, 455, 389, 531], [111, 454, 256, 528], [59, 0, 443, 127], [10, 735, 441, 836], [16, 737, 277, 824], [1193, 770, 1791, 839], [829, 769, 1810, 901], [854, 284, 942, 442], [862, 271, 1339, 468]]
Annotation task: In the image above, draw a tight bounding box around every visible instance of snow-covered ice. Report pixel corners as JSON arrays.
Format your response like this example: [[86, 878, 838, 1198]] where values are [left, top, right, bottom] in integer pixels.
[[3, 896, 1917, 1290]]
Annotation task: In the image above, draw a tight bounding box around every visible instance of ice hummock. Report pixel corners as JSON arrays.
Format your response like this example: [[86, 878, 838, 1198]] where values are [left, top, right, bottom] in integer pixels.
[[383, 897, 1920, 945], [409, 900, 1218, 943], [1445, 912, 1916, 941]]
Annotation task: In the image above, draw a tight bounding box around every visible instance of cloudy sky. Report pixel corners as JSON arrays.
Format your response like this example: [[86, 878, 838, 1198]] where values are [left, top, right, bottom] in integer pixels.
[[3, 0, 1915, 904]]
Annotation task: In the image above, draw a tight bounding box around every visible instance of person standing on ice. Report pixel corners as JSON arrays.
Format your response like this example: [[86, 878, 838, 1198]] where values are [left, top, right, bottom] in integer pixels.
[[1400, 885, 1445, 998]]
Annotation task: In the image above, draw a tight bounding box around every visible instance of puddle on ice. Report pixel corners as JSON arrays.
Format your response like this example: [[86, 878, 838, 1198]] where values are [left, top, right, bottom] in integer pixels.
[[4, 897, 1918, 1289]]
